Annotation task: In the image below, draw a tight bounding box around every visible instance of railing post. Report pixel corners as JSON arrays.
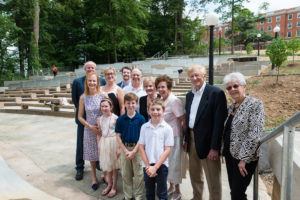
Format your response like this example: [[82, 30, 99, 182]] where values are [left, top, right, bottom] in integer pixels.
[[280, 126, 295, 200], [253, 166, 259, 200]]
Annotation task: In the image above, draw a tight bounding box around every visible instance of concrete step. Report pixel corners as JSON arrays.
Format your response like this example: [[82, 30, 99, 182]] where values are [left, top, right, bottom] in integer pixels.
[[0, 156, 59, 200], [173, 86, 191, 89]]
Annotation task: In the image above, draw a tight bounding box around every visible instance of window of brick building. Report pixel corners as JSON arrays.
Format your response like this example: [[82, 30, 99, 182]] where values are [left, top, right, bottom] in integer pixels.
[[288, 23, 292, 29], [268, 25, 272, 31], [297, 21, 300, 27], [260, 27, 264, 31], [288, 14, 293, 20], [298, 13, 300, 18], [260, 21, 264, 24], [297, 30, 300, 36], [268, 18, 272, 23], [287, 32, 292, 38], [276, 24, 280, 28], [276, 16, 281, 22]]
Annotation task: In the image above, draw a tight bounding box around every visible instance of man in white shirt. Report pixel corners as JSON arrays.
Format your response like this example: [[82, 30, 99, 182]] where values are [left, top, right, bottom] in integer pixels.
[[184, 65, 227, 200], [123, 68, 146, 111]]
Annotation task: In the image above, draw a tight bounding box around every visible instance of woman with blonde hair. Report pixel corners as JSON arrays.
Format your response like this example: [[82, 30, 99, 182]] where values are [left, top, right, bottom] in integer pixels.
[[101, 67, 125, 116], [78, 72, 106, 191], [139, 76, 160, 121]]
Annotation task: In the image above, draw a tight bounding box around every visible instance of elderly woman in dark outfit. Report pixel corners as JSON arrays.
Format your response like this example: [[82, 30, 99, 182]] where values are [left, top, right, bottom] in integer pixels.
[[139, 77, 160, 121], [223, 72, 265, 200]]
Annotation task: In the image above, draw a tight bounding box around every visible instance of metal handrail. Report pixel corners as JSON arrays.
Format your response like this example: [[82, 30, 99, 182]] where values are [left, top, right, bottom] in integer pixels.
[[151, 51, 161, 58], [253, 111, 300, 200], [161, 51, 168, 59]]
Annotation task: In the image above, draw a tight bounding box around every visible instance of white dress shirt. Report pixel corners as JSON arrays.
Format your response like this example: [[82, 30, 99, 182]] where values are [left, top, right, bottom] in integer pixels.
[[139, 120, 174, 167], [189, 82, 206, 128], [123, 83, 146, 111]]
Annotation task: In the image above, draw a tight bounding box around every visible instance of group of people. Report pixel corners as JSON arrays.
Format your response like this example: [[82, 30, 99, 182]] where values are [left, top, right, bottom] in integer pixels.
[[71, 61, 265, 200]]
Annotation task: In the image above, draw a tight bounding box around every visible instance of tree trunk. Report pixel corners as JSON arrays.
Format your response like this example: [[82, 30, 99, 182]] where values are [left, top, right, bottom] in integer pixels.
[[174, 15, 178, 53], [0, 41, 4, 80], [31, 0, 40, 74], [33, 0, 39, 44], [15, 16, 25, 77], [177, 0, 184, 53], [293, 52, 295, 64], [114, 45, 117, 63], [231, 0, 235, 55], [18, 41, 25, 77]]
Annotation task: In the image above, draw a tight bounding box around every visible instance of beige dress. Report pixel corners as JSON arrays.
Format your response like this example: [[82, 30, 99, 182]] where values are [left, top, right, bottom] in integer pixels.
[[97, 114, 120, 172]]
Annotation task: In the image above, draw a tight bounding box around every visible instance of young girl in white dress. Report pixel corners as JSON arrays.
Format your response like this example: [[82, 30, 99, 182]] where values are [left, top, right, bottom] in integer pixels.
[[97, 98, 120, 198]]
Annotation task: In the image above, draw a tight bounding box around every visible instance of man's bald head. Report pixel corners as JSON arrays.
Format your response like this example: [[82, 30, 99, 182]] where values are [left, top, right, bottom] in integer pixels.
[[84, 61, 97, 74]]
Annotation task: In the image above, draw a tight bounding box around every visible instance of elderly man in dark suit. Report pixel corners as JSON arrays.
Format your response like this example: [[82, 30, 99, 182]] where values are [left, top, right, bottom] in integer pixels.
[[184, 65, 227, 200], [72, 61, 106, 180]]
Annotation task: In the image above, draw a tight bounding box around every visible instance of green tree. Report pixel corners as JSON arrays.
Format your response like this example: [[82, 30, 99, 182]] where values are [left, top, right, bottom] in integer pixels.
[[181, 17, 205, 54], [225, 8, 272, 48], [245, 43, 253, 54], [266, 38, 289, 83], [84, 0, 149, 63], [201, 0, 249, 54], [4, 0, 34, 77], [214, 37, 226, 54], [286, 37, 300, 64], [0, 12, 20, 84]]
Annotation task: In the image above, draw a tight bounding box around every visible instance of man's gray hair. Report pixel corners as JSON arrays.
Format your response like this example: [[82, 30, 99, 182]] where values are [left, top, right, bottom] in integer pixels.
[[84, 61, 96, 69], [223, 72, 246, 86]]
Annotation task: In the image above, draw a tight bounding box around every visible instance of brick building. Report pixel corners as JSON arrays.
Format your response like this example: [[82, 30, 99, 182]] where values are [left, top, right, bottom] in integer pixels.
[[257, 6, 300, 39], [203, 6, 300, 51]]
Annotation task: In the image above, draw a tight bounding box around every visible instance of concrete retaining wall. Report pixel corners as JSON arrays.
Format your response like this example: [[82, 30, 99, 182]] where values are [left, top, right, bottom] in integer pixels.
[[268, 133, 300, 200]]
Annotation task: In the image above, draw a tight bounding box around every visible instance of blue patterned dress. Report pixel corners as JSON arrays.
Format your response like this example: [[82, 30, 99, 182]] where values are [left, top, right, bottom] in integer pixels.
[[83, 93, 104, 161]]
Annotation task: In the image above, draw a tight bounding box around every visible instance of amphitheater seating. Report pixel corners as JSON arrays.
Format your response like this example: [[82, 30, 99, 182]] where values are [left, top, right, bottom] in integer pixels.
[[21, 102, 74, 112], [0, 97, 22, 104]]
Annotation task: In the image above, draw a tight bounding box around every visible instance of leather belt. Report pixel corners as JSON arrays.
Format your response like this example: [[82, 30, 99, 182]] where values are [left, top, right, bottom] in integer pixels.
[[124, 142, 137, 147]]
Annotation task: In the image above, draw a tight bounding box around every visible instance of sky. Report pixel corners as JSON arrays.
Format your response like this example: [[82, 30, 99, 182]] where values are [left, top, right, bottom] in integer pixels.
[[186, 0, 300, 22]]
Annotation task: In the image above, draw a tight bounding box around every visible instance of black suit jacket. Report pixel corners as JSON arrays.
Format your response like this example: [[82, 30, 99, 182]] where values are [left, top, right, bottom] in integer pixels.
[[185, 84, 227, 159], [139, 94, 161, 121]]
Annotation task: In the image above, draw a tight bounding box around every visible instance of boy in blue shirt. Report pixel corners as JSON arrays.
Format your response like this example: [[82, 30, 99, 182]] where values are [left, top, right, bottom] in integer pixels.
[[139, 98, 174, 200], [116, 93, 146, 200]]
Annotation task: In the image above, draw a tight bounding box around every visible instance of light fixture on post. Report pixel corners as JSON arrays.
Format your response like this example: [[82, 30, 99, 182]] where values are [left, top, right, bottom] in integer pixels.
[[257, 33, 261, 56], [272, 26, 280, 70], [219, 29, 221, 56], [206, 13, 218, 85]]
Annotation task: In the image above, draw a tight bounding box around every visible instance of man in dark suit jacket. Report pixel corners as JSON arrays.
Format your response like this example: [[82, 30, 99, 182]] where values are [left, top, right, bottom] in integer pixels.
[[184, 65, 227, 200], [72, 61, 106, 181]]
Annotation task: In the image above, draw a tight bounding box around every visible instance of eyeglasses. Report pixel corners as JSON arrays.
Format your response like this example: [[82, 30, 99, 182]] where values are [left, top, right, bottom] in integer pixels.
[[226, 84, 240, 91], [105, 73, 114, 76]]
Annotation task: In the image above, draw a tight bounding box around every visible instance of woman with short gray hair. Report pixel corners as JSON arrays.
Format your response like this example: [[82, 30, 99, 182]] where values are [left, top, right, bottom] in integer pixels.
[[223, 72, 265, 200]]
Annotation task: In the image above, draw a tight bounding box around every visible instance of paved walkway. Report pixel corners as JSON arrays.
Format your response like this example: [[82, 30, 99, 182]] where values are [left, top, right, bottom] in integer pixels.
[[0, 113, 270, 200]]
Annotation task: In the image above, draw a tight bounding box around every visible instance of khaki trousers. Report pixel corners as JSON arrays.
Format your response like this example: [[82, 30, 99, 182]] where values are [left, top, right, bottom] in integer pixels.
[[121, 146, 145, 200], [189, 131, 222, 200]]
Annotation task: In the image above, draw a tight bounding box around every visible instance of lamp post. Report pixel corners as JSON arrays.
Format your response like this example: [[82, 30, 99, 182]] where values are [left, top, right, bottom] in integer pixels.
[[219, 30, 221, 55], [257, 33, 261, 56], [272, 26, 280, 70], [206, 13, 218, 85]]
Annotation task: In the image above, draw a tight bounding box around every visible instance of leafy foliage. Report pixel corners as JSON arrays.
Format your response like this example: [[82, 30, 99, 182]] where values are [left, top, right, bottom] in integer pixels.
[[286, 37, 300, 64], [266, 38, 289, 83], [225, 8, 273, 47], [245, 43, 253, 54]]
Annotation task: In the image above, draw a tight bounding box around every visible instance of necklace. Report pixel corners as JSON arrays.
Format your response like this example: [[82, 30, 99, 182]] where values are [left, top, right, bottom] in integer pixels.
[[231, 103, 240, 115]]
